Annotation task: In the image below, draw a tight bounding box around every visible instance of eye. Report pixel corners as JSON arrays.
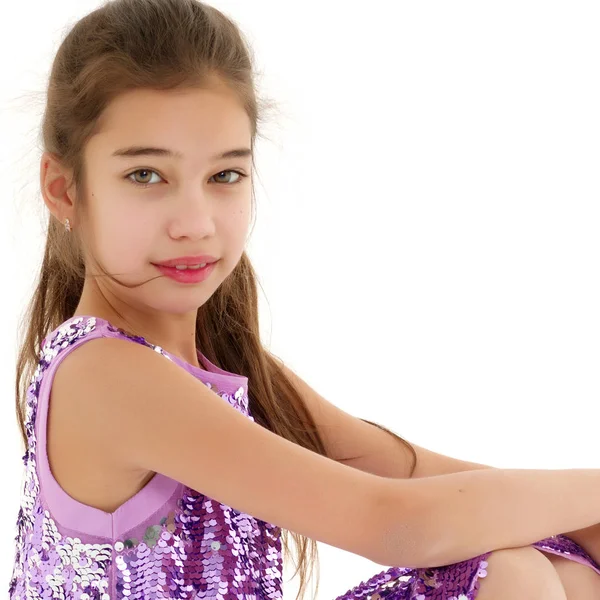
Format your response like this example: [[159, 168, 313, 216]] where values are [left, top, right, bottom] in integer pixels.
[[125, 168, 248, 188], [126, 169, 163, 187], [211, 170, 246, 185]]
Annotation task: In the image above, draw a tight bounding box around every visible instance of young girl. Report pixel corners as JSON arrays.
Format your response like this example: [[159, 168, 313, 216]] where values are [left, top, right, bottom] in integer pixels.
[[8, 0, 600, 599]]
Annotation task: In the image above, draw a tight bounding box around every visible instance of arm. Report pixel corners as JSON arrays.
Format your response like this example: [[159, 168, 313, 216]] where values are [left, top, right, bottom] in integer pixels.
[[399, 441, 600, 564], [378, 467, 600, 568], [344, 421, 600, 563], [64, 338, 419, 566], [271, 354, 600, 563]]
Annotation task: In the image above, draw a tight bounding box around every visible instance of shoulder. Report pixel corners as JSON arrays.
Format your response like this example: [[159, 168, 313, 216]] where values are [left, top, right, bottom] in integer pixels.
[[53, 334, 186, 464], [55, 334, 159, 391], [55, 332, 185, 397]]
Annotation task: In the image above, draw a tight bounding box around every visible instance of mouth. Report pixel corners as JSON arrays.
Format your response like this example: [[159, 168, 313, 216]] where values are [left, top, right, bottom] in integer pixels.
[[152, 260, 218, 283], [151, 256, 219, 268]]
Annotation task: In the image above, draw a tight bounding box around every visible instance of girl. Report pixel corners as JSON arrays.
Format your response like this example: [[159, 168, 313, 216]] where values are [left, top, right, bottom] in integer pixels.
[[8, 0, 600, 598]]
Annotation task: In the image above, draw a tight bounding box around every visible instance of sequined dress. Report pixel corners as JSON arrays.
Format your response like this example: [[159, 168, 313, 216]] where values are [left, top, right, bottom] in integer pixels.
[[8, 315, 600, 599]]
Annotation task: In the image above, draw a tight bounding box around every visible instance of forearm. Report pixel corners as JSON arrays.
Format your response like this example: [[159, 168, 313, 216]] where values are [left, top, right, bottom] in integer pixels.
[[413, 458, 600, 564], [477, 466, 600, 560], [382, 468, 600, 568], [378, 432, 600, 562], [416, 462, 600, 563]]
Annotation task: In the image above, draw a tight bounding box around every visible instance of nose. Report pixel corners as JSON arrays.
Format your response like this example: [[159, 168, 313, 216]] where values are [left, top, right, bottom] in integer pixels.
[[168, 193, 217, 240]]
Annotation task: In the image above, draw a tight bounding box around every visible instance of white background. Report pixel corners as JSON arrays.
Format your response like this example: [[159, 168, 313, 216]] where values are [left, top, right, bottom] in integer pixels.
[[1, 1, 599, 597]]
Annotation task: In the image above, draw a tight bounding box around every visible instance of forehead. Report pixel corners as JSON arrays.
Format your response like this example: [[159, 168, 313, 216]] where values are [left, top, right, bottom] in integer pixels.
[[89, 86, 251, 160]]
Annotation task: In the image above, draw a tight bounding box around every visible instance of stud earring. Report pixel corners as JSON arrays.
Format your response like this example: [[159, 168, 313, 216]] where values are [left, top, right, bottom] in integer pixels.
[[64, 218, 71, 232]]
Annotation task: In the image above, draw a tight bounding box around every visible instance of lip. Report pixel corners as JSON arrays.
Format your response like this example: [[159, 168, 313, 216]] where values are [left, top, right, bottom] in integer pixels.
[[152, 255, 218, 267], [154, 261, 217, 284]]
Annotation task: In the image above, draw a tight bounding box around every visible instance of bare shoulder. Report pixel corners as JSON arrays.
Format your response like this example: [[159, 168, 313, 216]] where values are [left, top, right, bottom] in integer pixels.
[[54, 336, 417, 565], [49, 337, 157, 511]]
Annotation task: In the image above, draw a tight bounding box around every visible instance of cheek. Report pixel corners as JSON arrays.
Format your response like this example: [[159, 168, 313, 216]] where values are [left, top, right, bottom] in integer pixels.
[[94, 207, 154, 267], [219, 207, 250, 246], [228, 198, 251, 230]]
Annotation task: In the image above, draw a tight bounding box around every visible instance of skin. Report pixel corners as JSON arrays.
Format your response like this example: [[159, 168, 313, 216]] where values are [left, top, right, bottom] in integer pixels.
[[40, 79, 600, 596], [40, 80, 254, 367]]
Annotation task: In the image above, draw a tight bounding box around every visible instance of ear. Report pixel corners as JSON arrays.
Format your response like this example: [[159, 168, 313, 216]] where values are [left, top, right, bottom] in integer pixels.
[[40, 151, 77, 226]]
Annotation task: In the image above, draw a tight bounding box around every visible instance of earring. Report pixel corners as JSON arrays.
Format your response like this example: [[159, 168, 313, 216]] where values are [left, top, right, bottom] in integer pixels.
[[64, 218, 71, 232]]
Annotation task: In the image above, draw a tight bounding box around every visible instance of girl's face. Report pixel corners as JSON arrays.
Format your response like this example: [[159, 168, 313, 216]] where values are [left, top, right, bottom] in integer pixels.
[[77, 84, 253, 317]]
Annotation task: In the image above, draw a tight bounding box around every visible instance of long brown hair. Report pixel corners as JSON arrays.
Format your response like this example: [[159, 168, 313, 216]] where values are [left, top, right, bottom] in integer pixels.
[[14, 1, 417, 598]]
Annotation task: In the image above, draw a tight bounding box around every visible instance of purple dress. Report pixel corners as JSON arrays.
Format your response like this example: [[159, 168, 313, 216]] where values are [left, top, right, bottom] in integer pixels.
[[8, 315, 600, 599]]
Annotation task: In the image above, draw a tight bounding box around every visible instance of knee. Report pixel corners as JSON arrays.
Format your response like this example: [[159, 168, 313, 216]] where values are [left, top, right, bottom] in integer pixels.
[[477, 546, 567, 600]]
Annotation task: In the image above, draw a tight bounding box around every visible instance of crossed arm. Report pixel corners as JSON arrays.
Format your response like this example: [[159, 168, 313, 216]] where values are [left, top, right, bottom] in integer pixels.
[[271, 354, 600, 565]]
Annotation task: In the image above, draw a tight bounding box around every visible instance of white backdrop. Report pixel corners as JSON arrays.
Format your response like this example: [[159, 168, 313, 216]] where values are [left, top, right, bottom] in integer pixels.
[[1, 1, 599, 597]]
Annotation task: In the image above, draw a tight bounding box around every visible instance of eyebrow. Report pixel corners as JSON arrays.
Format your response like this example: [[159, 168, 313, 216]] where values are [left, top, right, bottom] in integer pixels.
[[111, 146, 253, 161]]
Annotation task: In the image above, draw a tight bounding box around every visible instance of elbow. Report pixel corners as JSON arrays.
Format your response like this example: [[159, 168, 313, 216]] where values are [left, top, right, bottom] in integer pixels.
[[375, 522, 430, 569], [368, 478, 435, 569]]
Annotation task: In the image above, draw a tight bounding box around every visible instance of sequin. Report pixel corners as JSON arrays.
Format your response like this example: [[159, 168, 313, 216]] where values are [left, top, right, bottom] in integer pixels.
[[8, 316, 281, 599], [8, 315, 600, 599]]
